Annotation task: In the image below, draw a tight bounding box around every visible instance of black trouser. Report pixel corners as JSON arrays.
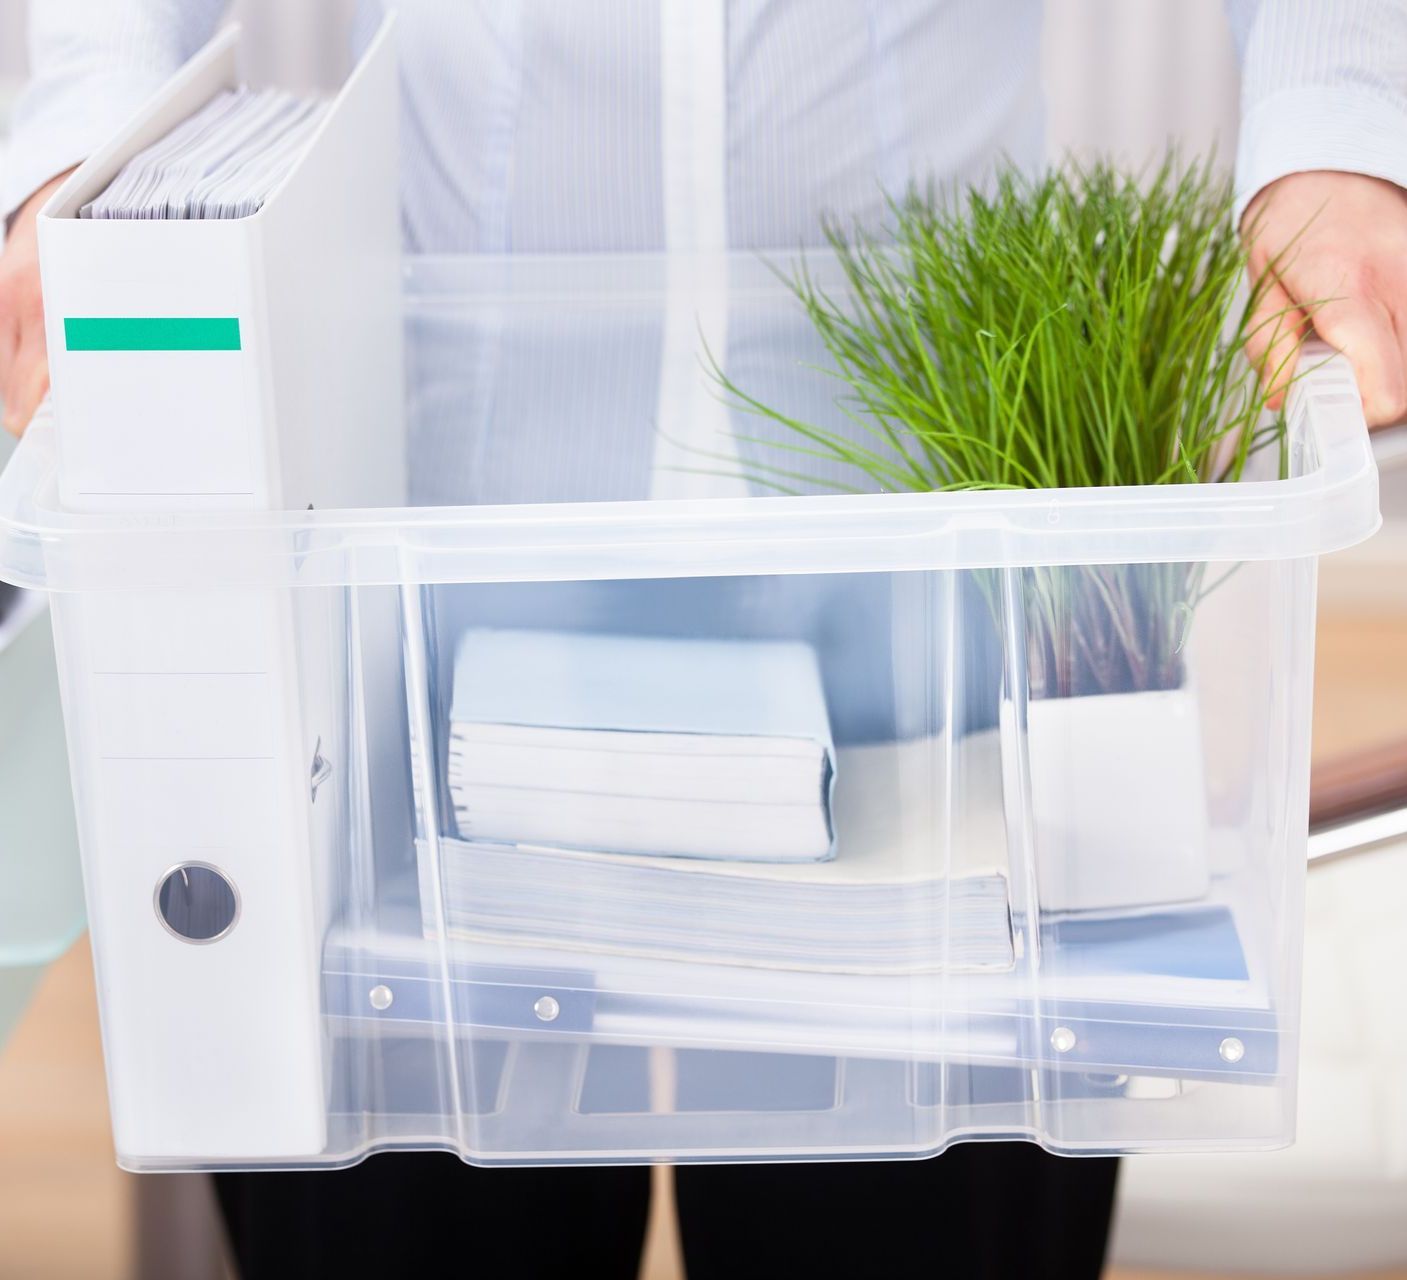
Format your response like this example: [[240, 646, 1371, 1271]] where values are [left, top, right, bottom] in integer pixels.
[[215, 1146, 1117, 1279]]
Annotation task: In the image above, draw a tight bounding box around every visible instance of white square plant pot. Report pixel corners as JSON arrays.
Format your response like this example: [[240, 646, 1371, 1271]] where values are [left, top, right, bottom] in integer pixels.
[[1022, 685, 1210, 913]]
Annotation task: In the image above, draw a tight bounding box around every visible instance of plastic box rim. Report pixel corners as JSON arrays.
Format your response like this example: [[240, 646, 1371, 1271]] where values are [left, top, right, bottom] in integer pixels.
[[0, 254, 1380, 592]]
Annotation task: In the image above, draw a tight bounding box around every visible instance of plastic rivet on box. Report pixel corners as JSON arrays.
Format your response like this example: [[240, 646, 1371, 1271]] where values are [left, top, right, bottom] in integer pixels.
[[368, 985, 394, 1011], [1050, 1026, 1077, 1054], [533, 995, 561, 1023], [1218, 1036, 1245, 1064]]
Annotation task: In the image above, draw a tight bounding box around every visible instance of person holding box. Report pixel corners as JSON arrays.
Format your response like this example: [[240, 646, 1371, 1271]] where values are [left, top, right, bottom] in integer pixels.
[[1, 3, 1405, 1278]]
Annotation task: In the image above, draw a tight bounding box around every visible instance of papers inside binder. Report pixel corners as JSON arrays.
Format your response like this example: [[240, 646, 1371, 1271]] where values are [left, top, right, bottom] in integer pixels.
[[81, 88, 329, 220]]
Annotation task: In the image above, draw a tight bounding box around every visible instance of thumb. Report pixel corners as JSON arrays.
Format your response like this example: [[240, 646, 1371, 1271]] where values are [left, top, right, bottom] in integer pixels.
[[1311, 296, 1407, 426]]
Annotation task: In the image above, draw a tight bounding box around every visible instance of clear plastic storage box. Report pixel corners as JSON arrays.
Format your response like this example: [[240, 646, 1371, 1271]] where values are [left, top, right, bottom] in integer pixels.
[[0, 255, 1380, 1169]]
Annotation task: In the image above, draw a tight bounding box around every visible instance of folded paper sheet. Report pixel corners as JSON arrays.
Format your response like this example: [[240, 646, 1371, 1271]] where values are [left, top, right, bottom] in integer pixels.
[[448, 629, 837, 861], [427, 733, 1014, 973]]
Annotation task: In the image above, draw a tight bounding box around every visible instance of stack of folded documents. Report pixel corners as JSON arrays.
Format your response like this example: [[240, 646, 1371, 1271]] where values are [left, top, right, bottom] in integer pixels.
[[426, 731, 1014, 974], [81, 87, 328, 220], [448, 629, 837, 862]]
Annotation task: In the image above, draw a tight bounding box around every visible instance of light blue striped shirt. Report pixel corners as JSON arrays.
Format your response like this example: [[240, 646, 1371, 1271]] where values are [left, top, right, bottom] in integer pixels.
[[1231, 0, 1407, 221], [4, 0, 1404, 729], [5, 1, 1407, 247]]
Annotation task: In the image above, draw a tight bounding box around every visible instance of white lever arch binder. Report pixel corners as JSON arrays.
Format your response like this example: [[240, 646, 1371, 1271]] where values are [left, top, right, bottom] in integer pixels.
[[34, 17, 403, 1162]]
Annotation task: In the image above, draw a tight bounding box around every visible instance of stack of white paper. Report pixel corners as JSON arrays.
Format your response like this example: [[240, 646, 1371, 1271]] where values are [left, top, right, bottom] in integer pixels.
[[81, 88, 329, 220], [448, 630, 837, 862], [426, 733, 1014, 974]]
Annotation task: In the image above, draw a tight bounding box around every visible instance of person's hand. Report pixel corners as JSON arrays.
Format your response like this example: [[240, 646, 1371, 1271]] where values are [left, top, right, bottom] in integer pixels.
[[0, 170, 73, 437], [1243, 171, 1407, 428]]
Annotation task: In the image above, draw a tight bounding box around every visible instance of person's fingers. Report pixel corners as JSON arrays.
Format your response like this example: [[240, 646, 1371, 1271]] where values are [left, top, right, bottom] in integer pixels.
[[1, 275, 49, 435], [0, 300, 17, 376], [0, 321, 12, 360], [0, 257, 32, 430], [1382, 289, 1407, 432], [1244, 275, 1308, 411], [1310, 293, 1407, 426], [6, 342, 49, 436], [1, 314, 28, 432], [0, 318, 20, 433]]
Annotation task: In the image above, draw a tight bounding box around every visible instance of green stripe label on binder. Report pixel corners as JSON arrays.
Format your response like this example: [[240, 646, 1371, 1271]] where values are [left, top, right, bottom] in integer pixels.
[[64, 317, 242, 352]]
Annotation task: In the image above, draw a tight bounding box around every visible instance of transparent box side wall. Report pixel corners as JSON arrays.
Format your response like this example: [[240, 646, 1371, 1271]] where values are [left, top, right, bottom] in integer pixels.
[[51, 551, 1313, 1169]]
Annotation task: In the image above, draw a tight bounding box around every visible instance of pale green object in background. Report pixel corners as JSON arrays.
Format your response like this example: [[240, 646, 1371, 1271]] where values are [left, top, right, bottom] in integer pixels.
[[0, 438, 85, 1049], [0, 965, 47, 1050], [0, 114, 91, 1049]]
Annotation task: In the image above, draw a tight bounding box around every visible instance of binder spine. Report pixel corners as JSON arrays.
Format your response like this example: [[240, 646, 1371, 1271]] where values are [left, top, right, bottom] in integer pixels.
[[51, 588, 328, 1160]]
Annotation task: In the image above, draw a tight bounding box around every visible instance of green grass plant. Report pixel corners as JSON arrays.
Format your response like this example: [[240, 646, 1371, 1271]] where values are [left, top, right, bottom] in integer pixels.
[[709, 154, 1302, 698]]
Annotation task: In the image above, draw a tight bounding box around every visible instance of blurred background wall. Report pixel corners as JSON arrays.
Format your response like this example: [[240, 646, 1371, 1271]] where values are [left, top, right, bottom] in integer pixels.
[[2, 0, 1241, 170]]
